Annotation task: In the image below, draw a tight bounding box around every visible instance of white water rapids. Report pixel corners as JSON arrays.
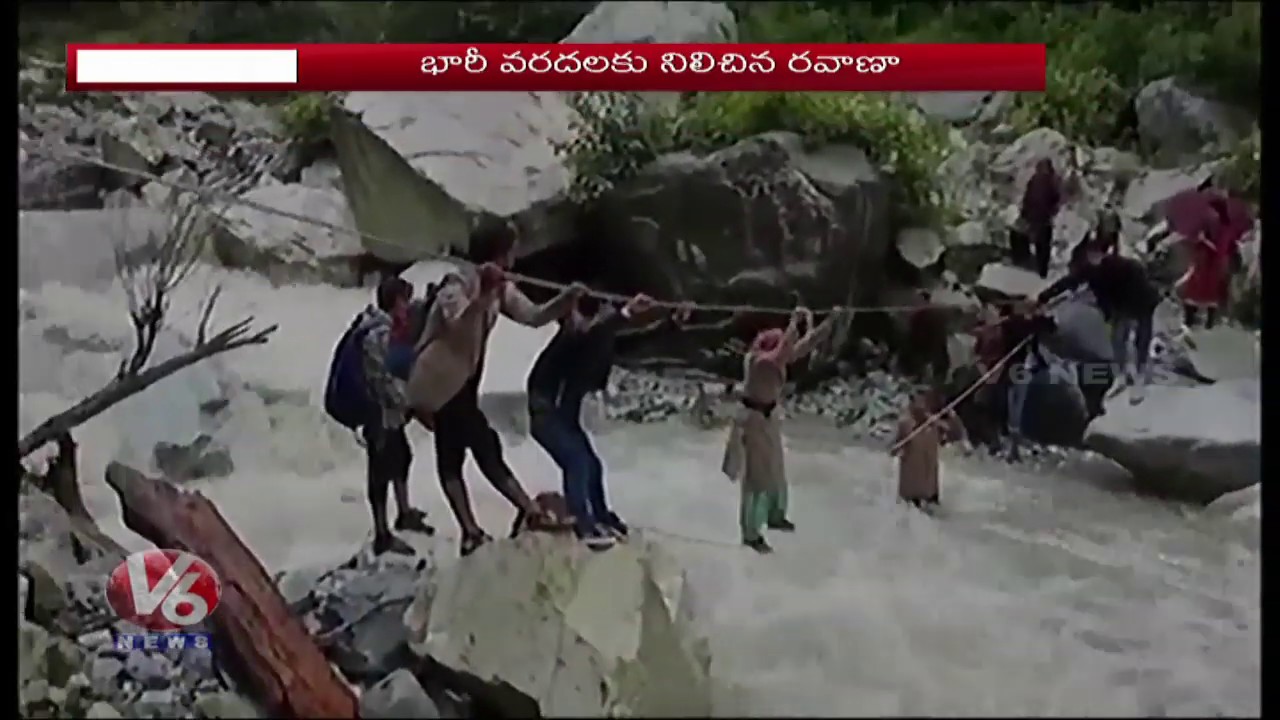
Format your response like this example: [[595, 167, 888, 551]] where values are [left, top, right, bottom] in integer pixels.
[[19, 263, 1260, 717]]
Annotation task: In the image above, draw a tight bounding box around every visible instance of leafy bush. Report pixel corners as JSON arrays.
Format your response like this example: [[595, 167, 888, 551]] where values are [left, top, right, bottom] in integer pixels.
[[733, 2, 1260, 145], [278, 93, 336, 146], [1008, 64, 1126, 146], [554, 91, 957, 226], [1218, 126, 1261, 203]]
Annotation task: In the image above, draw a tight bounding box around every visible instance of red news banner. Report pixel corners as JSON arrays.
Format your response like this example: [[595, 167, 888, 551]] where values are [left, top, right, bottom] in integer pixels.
[[66, 43, 1046, 93]]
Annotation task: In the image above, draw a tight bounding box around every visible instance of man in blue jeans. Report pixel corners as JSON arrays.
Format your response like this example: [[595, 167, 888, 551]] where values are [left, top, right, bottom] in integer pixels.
[[526, 291, 683, 550]]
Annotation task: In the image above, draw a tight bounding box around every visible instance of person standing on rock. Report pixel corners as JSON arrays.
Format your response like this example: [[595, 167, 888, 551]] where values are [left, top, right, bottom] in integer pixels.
[[1036, 245, 1159, 404], [1018, 158, 1063, 279], [527, 291, 690, 550], [891, 390, 965, 511], [357, 277, 435, 556], [407, 222, 586, 557], [722, 306, 842, 554], [997, 300, 1056, 458]]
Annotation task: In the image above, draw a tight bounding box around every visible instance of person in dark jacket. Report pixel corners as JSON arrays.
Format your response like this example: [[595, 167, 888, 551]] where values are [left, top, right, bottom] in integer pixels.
[[996, 301, 1057, 445], [1020, 158, 1063, 278], [357, 277, 435, 556], [526, 291, 686, 549], [1037, 246, 1160, 402], [1068, 209, 1122, 275]]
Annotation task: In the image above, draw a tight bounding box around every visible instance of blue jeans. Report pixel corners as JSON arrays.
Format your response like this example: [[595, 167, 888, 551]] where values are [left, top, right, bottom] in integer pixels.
[[1006, 356, 1034, 436], [529, 394, 609, 535], [1111, 314, 1154, 381]]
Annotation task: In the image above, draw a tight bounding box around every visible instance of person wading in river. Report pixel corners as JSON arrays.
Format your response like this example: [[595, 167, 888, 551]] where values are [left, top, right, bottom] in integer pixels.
[[892, 389, 965, 512], [722, 305, 842, 554], [407, 222, 586, 557]]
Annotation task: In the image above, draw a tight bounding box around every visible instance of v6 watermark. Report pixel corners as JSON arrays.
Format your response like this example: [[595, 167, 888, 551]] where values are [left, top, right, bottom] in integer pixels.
[[106, 549, 222, 632]]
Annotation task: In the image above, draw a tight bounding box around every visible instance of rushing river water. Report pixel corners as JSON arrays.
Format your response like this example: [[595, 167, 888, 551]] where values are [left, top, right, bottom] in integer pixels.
[[19, 263, 1260, 717]]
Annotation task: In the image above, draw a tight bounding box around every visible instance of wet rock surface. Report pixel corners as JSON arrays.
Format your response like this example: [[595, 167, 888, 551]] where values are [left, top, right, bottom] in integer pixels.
[[17, 483, 259, 718]]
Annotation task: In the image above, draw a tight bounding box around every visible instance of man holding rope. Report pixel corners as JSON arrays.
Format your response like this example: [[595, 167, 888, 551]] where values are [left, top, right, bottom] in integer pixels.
[[407, 221, 586, 557]]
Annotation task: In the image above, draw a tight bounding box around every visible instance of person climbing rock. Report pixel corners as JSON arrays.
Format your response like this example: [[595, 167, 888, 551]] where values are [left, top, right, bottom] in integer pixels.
[[406, 221, 585, 557], [722, 305, 843, 554], [1019, 158, 1063, 278], [997, 300, 1057, 457], [892, 390, 965, 511], [1037, 246, 1159, 404]]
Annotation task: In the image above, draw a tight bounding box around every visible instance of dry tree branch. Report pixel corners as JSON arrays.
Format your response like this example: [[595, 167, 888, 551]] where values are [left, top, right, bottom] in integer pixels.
[[18, 176, 277, 461]]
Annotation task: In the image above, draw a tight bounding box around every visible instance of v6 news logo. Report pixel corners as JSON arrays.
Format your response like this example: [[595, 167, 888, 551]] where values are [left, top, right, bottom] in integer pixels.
[[105, 549, 222, 631]]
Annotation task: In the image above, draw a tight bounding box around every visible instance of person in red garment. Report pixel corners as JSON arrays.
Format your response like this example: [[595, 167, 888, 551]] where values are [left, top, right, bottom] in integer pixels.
[[1176, 196, 1246, 330]]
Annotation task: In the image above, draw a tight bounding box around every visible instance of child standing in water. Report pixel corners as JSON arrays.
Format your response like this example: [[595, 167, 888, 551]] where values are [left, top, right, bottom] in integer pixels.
[[891, 390, 965, 511], [722, 306, 842, 554]]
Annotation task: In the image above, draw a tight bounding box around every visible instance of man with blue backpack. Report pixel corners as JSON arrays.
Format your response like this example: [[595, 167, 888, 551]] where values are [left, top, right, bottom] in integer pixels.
[[325, 276, 435, 556]]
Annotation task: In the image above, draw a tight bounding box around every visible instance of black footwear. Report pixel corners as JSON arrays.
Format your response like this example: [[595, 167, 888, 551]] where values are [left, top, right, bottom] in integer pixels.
[[577, 527, 616, 552], [460, 531, 492, 558], [372, 532, 415, 557], [767, 518, 796, 532], [600, 512, 629, 539], [743, 537, 773, 554], [395, 508, 436, 536]]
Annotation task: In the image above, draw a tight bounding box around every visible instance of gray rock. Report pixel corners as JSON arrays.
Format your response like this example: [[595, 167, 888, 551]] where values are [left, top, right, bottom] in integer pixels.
[[1085, 380, 1260, 503], [309, 559, 423, 681], [90, 656, 125, 697], [1134, 77, 1252, 161], [331, 92, 572, 263], [895, 227, 946, 269], [125, 651, 174, 690], [898, 91, 1009, 125], [599, 131, 889, 324], [86, 702, 123, 719], [211, 183, 365, 286], [20, 572, 30, 620], [1121, 165, 1216, 223], [974, 263, 1047, 300], [562, 1, 736, 43], [154, 434, 235, 481], [359, 670, 441, 719], [192, 690, 261, 718], [991, 128, 1070, 188], [135, 688, 180, 717]]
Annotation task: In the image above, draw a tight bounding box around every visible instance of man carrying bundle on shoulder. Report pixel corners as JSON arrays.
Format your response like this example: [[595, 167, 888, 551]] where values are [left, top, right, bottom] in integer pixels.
[[406, 221, 587, 557]]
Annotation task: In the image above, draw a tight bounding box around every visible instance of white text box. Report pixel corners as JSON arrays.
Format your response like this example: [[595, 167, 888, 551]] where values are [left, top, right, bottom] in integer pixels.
[[76, 49, 298, 85]]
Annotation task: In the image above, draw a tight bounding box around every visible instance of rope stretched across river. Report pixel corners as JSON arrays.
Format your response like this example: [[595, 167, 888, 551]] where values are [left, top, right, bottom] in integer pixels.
[[22, 136, 1021, 317]]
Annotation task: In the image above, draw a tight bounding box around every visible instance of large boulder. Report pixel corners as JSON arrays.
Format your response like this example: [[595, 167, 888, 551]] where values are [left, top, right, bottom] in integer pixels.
[[1134, 78, 1253, 162], [404, 534, 713, 716], [896, 91, 1009, 125], [19, 208, 166, 290], [1085, 380, 1260, 503], [597, 131, 892, 310], [330, 93, 573, 264], [210, 183, 366, 286], [561, 1, 736, 43]]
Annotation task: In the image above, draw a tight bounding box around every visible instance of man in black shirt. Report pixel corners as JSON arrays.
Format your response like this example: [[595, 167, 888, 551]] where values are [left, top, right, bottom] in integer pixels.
[[526, 291, 685, 550], [1037, 245, 1160, 401]]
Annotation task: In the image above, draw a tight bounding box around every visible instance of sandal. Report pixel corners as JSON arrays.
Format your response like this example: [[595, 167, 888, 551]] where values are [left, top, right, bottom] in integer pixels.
[[395, 508, 436, 536], [459, 530, 492, 558]]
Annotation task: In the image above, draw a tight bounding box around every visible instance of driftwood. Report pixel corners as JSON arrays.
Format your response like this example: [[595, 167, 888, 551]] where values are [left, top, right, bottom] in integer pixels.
[[104, 462, 358, 719]]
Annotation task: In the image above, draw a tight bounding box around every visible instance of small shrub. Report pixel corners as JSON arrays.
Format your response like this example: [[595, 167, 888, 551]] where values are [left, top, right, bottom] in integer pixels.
[[278, 93, 337, 146], [554, 91, 957, 226], [1218, 126, 1261, 202], [1009, 63, 1126, 146]]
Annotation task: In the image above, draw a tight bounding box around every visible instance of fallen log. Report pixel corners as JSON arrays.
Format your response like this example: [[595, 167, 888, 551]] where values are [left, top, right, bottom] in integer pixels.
[[104, 462, 358, 719]]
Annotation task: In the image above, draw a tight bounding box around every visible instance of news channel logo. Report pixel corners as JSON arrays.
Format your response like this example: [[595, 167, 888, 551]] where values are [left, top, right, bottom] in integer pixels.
[[105, 549, 221, 651]]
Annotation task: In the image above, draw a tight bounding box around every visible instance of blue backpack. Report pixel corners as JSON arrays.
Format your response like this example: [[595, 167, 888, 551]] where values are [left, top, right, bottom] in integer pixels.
[[324, 316, 378, 430]]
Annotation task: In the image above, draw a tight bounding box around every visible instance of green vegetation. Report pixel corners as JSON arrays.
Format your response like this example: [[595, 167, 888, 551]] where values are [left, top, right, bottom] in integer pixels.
[[1218, 127, 1261, 203], [733, 2, 1260, 145], [21, 1, 1259, 216], [555, 92, 957, 225], [278, 93, 337, 148]]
